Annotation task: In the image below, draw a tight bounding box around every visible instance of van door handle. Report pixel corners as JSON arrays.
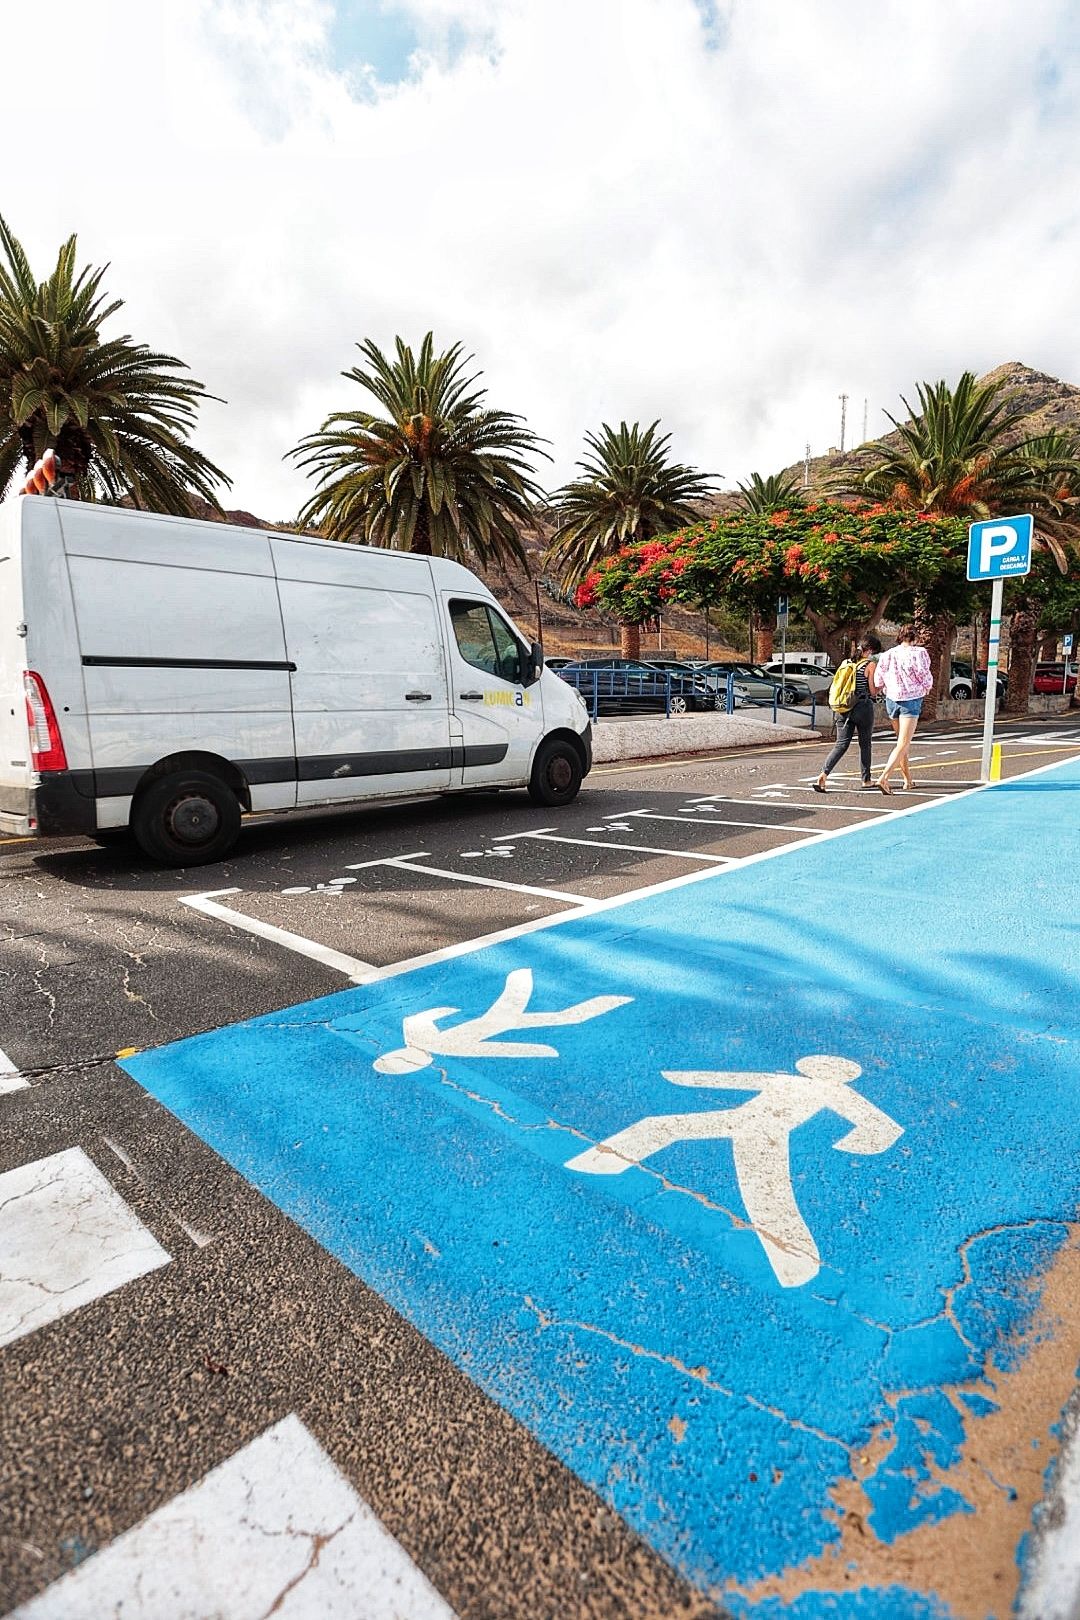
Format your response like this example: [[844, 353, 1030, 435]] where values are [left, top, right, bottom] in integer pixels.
[[459, 691, 483, 701], [405, 691, 432, 702]]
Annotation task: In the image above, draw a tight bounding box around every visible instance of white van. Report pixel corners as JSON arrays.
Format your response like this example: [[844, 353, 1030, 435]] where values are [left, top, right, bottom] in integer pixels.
[[0, 496, 592, 865]]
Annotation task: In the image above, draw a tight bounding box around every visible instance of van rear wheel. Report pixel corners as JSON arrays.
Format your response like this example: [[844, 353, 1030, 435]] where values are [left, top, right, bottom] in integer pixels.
[[132, 770, 241, 867], [528, 738, 583, 807]]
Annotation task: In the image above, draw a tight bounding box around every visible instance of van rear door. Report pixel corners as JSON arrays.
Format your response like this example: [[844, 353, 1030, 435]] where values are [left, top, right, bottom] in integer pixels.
[[0, 499, 31, 833], [272, 541, 453, 803]]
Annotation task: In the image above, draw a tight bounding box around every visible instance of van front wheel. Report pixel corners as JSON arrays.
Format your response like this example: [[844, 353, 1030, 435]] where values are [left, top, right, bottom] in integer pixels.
[[528, 738, 583, 807], [132, 770, 241, 867]]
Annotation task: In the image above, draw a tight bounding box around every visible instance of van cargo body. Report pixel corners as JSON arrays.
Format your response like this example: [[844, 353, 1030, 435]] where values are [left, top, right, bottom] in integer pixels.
[[0, 497, 591, 864]]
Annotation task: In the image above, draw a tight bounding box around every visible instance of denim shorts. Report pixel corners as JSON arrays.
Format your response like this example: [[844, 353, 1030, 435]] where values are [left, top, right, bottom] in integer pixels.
[[886, 696, 923, 719]]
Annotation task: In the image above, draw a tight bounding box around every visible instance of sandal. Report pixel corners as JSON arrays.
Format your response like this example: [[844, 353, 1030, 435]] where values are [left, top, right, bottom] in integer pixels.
[[876, 778, 892, 795], [813, 774, 827, 794]]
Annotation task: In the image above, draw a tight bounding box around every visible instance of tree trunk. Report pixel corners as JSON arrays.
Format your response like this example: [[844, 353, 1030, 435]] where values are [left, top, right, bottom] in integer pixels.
[[1004, 597, 1037, 715], [1038, 632, 1057, 661], [919, 602, 952, 722], [410, 506, 432, 555], [620, 622, 641, 660]]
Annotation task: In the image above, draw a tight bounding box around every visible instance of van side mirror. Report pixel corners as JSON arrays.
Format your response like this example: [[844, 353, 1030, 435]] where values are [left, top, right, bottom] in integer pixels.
[[523, 641, 544, 686]]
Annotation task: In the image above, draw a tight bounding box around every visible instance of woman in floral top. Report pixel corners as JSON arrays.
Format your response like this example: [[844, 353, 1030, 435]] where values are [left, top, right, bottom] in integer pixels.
[[872, 626, 934, 793]]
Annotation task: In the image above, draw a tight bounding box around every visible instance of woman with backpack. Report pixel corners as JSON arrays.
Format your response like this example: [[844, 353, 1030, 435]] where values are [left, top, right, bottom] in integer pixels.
[[871, 625, 935, 794], [814, 634, 882, 792]]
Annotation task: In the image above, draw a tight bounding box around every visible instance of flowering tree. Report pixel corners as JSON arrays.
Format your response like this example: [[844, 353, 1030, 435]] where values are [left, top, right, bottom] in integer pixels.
[[577, 502, 970, 666]]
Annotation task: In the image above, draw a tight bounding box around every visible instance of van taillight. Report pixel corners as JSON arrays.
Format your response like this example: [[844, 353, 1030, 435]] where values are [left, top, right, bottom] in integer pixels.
[[23, 672, 68, 772]]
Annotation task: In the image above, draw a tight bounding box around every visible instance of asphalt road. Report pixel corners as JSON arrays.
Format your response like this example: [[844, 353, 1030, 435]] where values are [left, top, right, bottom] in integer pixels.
[[2, 711, 1078, 1619]]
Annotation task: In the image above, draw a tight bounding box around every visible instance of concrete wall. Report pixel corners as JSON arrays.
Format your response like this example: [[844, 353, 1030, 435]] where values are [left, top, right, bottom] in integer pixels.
[[936, 693, 1074, 720], [590, 710, 820, 764]]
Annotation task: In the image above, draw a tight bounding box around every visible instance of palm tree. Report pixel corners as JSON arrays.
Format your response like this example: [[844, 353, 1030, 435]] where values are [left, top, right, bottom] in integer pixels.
[[545, 420, 716, 656], [289, 333, 548, 568], [736, 469, 805, 513], [850, 372, 1080, 714], [0, 217, 228, 512]]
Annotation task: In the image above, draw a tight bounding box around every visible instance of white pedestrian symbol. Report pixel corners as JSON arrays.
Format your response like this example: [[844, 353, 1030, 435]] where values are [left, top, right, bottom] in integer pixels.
[[565, 1056, 903, 1287], [374, 968, 632, 1075]]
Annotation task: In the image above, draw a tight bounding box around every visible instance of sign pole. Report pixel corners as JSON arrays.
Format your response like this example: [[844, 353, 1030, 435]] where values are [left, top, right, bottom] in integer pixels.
[[979, 576, 1004, 784]]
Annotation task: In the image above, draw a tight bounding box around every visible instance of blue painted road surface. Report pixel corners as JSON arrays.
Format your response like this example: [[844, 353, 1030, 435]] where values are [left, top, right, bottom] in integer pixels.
[[124, 758, 1080, 1617]]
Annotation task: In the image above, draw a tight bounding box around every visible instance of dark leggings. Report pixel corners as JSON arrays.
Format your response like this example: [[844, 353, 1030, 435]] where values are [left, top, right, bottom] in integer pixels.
[[823, 699, 875, 780]]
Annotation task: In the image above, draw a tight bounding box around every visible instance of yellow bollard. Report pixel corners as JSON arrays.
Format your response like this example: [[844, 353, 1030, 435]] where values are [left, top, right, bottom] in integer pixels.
[[989, 743, 1002, 782]]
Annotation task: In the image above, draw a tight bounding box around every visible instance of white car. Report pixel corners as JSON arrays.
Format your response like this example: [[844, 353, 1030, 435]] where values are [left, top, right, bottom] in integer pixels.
[[761, 659, 834, 697]]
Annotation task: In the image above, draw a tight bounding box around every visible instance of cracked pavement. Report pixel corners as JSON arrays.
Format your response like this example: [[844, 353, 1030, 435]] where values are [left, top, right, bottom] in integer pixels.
[[2, 714, 1079, 1619]]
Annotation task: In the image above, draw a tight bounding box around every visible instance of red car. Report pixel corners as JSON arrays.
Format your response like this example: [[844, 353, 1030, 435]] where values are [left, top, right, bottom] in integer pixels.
[[1032, 662, 1077, 694]]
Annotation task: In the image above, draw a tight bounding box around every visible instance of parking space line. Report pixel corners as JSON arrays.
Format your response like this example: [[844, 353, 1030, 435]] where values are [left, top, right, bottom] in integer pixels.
[[378, 857, 585, 905], [180, 890, 378, 983], [620, 810, 818, 835], [491, 830, 733, 863], [343, 850, 432, 869], [172, 758, 1063, 995], [687, 794, 892, 814]]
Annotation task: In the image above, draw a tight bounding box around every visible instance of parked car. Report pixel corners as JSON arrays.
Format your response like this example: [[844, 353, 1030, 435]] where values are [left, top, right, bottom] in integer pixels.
[[951, 660, 1008, 700], [644, 657, 735, 702], [543, 656, 573, 671], [556, 658, 721, 713], [761, 658, 834, 697], [699, 661, 812, 706], [1032, 662, 1077, 694]]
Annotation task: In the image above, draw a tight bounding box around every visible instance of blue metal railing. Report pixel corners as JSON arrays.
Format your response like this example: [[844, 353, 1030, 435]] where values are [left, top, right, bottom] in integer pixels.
[[561, 668, 818, 727]]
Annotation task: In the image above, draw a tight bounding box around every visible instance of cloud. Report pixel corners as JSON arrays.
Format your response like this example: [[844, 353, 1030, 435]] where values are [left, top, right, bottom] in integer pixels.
[[2, 0, 1080, 518]]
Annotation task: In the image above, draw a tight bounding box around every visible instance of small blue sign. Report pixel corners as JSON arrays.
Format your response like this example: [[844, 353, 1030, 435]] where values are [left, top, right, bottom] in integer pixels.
[[1064, 633, 1074, 654], [967, 513, 1033, 581]]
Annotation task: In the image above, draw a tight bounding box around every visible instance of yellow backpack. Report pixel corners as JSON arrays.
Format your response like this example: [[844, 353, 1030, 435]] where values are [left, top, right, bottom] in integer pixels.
[[828, 659, 860, 713]]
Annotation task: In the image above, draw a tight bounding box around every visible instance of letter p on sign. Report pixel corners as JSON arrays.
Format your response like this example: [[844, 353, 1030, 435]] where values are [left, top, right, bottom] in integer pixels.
[[967, 513, 1033, 581]]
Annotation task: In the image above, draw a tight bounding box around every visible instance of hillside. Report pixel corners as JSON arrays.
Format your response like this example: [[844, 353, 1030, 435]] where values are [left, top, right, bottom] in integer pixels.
[[780, 361, 1080, 495]]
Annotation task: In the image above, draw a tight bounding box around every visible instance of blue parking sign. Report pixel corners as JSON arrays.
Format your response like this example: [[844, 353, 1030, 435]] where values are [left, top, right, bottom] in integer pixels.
[[967, 513, 1033, 581]]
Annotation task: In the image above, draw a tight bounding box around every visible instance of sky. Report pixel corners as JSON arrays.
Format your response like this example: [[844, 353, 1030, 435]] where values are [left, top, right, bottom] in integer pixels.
[[3, 0, 1080, 520]]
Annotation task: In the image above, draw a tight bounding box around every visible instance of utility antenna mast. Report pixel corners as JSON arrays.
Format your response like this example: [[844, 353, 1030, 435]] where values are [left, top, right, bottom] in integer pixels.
[[838, 393, 849, 453], [862, 397, 868, 445], [803, 442, 811, 488]]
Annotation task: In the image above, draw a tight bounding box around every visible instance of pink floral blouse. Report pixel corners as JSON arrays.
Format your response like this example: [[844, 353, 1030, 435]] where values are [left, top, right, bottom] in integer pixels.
[[875, 642, 933, 702]]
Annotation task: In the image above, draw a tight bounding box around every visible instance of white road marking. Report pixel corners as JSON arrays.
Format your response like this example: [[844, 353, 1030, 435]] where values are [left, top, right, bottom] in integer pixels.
[[374, 967, 630, 1074], [0, 1148, 170, 1350], [620, 809, 817, 835], [0, 1047, 28, 1095], [11, 1413, 458, 1620], [180, 890, 377, 983], [690, 792, 893, 815], [174, 755, 1070, 990], [567, 1056, 903, 1288], [491, 830, 732, 862], [377, 856, 583, 905]]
